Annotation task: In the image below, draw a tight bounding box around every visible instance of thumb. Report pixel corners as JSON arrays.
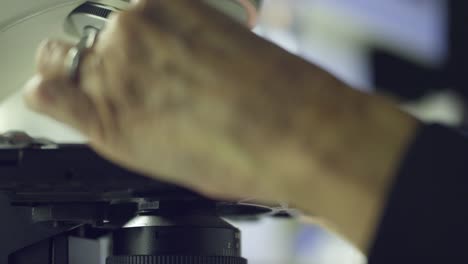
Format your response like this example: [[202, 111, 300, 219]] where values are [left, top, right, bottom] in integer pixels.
[[23, 75, 100, 138]]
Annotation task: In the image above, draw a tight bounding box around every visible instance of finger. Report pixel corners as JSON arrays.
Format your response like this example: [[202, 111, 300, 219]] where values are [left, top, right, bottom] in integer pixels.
[[33, 38, 110, 140], [36, 39, 75, 80], [23, 75, 101, 139], [125, 0, 201, 34], [128, 0, 157, 13]]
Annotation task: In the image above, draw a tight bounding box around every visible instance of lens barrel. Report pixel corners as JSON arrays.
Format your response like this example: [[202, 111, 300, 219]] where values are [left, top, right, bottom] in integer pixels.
[[106, 215, 247, 264]]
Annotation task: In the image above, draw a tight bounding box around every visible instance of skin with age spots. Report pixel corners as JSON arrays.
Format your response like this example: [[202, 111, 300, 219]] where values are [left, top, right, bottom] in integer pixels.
[[23, 0, 419, 253]]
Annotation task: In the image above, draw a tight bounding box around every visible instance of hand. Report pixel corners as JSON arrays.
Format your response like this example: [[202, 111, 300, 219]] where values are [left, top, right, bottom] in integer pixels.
[[24, 0, 275, 199]]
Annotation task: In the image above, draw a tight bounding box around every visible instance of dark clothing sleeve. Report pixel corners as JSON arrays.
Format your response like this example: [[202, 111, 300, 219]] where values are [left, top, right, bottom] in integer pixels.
[[368, 124, 468, 263]]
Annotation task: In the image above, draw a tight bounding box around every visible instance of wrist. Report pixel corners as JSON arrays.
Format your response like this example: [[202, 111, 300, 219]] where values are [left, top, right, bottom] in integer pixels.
[[287, 94, 420, 251], [214, 53, 421, 248]]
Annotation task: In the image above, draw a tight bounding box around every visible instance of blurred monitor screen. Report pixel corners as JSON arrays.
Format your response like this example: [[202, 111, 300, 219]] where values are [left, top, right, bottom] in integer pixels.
[[311, 0, 448, 65]]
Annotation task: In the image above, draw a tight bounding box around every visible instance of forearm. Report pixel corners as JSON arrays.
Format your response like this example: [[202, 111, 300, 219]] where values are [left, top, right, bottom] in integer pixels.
[[242, 70, 418, 251]]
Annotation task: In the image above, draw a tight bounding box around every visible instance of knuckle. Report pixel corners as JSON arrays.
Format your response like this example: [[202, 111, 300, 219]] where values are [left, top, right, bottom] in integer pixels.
[[94, 97, 121, 141], [80, 53, 104, 93], [36, 39, 70, 76], [36, 40, 63, 61], [83, 98, 116, 143], [108, 14, 145, 55], [121, 75, 144, 107], [36, 39, 53, 66], [131, 0, 151, 10], [113, 12, 139, 35], [128, 0, 160, 17], [80, 51, 100, 75]]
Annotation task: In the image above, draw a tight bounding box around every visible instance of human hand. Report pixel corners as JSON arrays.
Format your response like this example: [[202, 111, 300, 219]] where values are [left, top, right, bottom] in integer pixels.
[[23, 0, 276, 199]]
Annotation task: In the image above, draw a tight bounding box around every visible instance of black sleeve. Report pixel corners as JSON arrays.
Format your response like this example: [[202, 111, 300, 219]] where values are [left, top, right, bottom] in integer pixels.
[[372, 1, 468, 102], [368, 124, 468, 263]]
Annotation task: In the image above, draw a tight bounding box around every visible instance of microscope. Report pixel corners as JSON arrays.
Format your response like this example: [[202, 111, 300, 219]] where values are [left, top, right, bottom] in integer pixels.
[[0, 1, 296, 263], [0, 131, 292, 264]]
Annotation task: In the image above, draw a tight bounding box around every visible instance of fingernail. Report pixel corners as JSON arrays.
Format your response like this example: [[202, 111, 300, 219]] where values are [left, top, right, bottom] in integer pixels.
[[38, 39, 53, 54]]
